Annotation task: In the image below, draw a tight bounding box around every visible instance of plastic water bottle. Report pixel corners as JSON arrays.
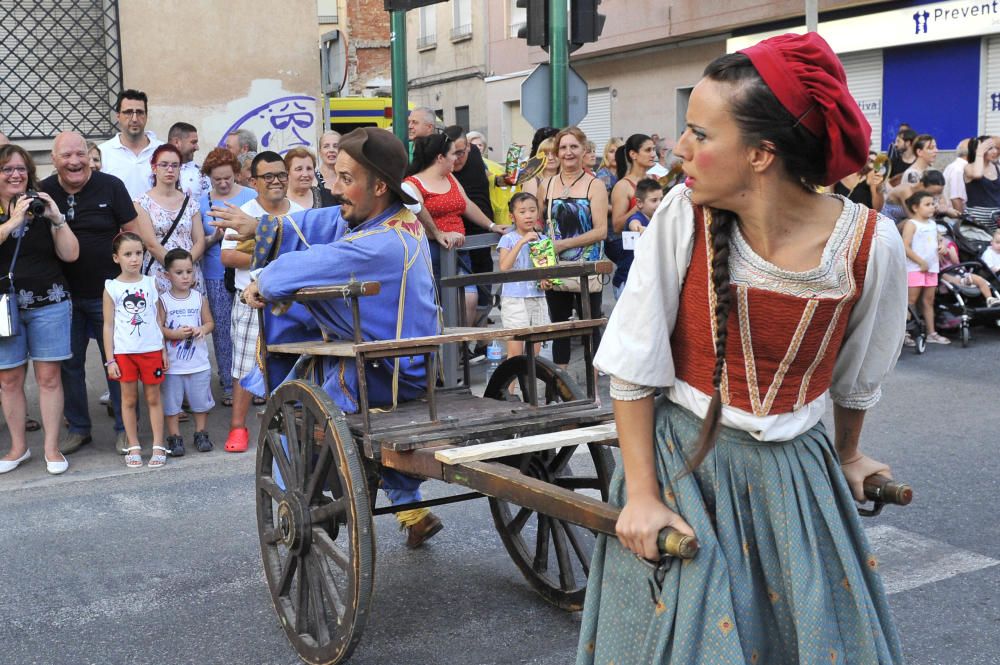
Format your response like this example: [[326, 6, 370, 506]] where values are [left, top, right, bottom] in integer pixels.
[[486, 339, 503, 380]]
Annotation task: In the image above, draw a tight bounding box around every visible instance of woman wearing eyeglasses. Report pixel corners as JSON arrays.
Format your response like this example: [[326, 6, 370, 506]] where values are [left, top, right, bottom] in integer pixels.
[[0, 144, 80, 475], [134, 144, 206, 295]]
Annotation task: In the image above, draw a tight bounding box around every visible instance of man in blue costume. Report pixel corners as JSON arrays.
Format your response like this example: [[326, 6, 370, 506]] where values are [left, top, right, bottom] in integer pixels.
[[218, 128, 444, 547]]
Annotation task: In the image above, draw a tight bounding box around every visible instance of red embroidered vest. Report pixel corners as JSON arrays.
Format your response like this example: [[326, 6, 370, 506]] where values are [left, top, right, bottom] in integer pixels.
[[671, 206, 878, 416]]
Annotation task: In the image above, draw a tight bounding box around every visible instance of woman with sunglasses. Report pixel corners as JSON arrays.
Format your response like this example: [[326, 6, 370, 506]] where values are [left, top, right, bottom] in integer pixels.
[[134, 144, 206, 295], [0, 144, 79, 475]]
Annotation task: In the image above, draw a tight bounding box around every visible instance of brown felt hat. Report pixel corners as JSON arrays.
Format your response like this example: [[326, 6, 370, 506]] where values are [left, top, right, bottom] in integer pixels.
[[338, 127, 417, 205]]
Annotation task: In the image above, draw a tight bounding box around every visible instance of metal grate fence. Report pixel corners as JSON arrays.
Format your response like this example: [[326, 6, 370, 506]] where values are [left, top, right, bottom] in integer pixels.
[[0, 0, 123, 140]]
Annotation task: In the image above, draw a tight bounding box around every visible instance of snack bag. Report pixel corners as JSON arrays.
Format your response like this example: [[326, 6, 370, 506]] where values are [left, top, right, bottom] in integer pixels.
[[529, 237, 561, 286], [504, 144, 524, 185], [872, 152, 890, 177]]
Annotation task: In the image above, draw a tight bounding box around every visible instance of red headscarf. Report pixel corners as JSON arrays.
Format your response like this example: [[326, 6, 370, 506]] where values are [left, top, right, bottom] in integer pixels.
[[739, 32, 871, 186]]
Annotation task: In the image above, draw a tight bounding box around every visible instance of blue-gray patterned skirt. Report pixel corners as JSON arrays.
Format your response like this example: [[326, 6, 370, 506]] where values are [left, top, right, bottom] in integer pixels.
[[577, 398, 903, 664]]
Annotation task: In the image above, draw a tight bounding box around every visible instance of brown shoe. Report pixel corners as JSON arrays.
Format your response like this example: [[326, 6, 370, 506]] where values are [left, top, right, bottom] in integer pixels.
[[405, 512, 443, 549]]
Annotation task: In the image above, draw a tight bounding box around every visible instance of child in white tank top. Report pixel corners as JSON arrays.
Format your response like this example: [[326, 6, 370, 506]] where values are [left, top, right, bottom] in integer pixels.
[[158, 248, 216, 456], [902, 190, 948, 344]]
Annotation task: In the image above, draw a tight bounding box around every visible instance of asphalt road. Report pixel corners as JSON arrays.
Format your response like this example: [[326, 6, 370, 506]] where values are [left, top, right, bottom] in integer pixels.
[[2, 322, 999, 665]]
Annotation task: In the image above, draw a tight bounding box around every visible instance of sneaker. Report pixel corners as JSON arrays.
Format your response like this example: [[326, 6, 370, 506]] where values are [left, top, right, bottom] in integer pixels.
[[166, 434, 186, 457], [58, 432, 92, 455], [927, 332, 951, 345], [99, 390, 110, 405], [193, 430, 213, 453], [902, 334, 916, 348], [468, 343, 487, 365], [987, 296, 1000, 307]]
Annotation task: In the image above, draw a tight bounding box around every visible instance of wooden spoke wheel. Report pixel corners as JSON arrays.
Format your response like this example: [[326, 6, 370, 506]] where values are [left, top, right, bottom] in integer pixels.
[[484, 356, 615, 611], [256, 380, 374, 665], [483, 354, 583, 404]]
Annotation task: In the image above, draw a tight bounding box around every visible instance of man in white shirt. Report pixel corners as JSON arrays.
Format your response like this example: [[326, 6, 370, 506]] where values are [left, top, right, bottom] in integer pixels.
[[942, 138, 969, 215], [98, 89, 164, 198], [169, 121, 209, 199], [219, 151, 303, 453]]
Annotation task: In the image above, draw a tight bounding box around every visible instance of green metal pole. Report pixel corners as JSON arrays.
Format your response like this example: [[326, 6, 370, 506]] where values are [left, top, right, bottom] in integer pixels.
[[390, 10, 409, 147], [549, 0, 568, 128]]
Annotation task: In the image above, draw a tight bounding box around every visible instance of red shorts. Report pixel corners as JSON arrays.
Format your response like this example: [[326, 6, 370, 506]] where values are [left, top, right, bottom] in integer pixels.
[[113, 350, 165, 384]]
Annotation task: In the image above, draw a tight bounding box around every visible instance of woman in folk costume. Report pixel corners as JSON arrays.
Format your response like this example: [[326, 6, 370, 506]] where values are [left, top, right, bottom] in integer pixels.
[[578, 33, 907, 665]]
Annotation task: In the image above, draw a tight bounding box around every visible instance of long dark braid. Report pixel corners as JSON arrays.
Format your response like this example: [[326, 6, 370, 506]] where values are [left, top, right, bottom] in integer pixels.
[[686, 208, 736, 471]]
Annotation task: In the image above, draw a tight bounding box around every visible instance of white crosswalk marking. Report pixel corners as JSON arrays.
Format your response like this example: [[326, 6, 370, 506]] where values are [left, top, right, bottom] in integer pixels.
[[866, 524, 1000, 595]]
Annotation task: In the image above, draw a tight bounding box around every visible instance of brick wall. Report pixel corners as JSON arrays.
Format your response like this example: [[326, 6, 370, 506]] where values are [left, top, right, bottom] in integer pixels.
[[345, 0, 391, 95]]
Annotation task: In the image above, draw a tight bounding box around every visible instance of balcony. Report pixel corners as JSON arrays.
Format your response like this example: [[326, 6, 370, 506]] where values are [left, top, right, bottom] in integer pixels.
[[450, 23, 473, 42], [417, 33, 437, 50]]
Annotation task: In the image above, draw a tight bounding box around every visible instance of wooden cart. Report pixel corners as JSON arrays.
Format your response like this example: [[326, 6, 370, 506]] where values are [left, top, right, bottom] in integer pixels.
[[253, 260, 695, 665]]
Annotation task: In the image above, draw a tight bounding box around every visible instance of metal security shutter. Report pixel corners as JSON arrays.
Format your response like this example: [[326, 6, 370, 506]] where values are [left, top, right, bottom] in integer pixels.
[[984, 35, 1000, 136], [840, 50, 883, 151], [578, 88, 611, 153]]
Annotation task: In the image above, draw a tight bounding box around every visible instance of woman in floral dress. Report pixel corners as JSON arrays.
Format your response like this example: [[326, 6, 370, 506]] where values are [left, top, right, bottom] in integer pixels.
[[134, 144, 205, 294]]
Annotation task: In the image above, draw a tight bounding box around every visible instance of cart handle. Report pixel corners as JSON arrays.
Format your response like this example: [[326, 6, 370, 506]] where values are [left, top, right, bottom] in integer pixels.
[[658, 527, 699, 559], [657, 474, 911, 555], [287, 280, 381, 301], [440, 260, 614, 289]]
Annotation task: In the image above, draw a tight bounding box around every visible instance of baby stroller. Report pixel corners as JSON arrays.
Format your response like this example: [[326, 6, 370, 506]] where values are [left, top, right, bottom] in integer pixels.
[[951, 215, 994, 261], [905, 304, 927, 354], [935, 260, 1000, 347]]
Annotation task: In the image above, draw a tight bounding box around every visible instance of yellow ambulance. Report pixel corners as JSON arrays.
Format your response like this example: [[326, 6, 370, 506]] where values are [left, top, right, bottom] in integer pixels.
[[327, 97, 413, 134]]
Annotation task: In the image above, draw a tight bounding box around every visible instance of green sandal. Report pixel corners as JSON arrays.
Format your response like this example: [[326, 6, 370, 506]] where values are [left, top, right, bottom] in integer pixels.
[[148, 445, 168, 469], [124, 446, 142, 469]]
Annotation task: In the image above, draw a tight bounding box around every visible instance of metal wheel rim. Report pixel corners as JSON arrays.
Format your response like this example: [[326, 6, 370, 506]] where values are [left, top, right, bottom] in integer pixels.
[[256, 380, 375, 665]]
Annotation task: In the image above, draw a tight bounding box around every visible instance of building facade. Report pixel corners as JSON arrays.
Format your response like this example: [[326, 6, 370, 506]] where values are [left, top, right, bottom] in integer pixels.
[[2, 0, 323, 167], [730, 0, 1000, 152], [457, 0, 995, 159], [405, 0, 490, 135]]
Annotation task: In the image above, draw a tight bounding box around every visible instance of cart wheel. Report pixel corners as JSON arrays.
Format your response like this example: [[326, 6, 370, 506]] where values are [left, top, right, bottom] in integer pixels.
[[256, 380, 374, 665], [961, 326, 970, 348], [483, 354, 583, 404], [489, 443, 615, 611], [915, 334, 926, 354], [484, 357, 615, 610]]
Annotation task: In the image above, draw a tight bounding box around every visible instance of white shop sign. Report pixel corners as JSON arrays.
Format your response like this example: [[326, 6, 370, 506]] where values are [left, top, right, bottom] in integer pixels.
[[727, 0, 1000, 55]]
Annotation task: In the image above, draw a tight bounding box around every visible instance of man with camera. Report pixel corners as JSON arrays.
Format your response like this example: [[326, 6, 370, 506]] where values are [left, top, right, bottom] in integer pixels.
[[0, 143, 79, 475], [40, 132, 138, 455]]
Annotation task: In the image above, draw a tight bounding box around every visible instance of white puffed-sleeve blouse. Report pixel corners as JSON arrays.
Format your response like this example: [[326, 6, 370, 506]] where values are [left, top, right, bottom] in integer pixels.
[[594, 185, 907, 442]]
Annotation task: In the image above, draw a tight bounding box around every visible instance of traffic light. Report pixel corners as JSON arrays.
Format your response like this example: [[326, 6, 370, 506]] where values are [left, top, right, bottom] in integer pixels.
[[570, 0, 606, 47], [516, 0, 548, 50]]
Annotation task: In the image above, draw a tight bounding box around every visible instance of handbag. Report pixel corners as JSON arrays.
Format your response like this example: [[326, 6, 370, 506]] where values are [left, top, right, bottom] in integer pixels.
[[545, 179, 604, 294], [144, 194, 190, 275], [0, 222, 26, 337]]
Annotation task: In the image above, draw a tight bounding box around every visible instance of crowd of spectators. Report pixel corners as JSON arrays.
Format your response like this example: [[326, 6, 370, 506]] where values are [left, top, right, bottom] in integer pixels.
[[2, 88, 997, 475]]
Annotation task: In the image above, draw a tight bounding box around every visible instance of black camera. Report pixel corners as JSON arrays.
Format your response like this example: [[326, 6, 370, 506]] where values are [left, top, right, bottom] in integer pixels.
[[24, 190, 47, 219]]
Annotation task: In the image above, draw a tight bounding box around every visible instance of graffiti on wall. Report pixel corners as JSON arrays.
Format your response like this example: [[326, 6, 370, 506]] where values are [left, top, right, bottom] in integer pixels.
[[220, 95, 317, 154], [199, 80, 318, 156]]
